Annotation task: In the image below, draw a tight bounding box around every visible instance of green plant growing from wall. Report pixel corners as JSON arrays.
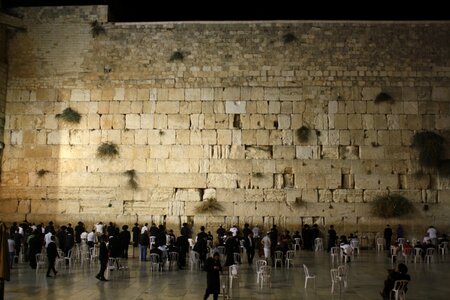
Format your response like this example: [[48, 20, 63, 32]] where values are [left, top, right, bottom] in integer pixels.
[[97, 142, 119, 159], [283, 33, 297, 44], [371, 194, 414, 218], [91, 20, 106, 37], [374, 92, 393, 104], [55, 107, 81, 123], [194, 198, 223, 214], [36, 169, 50, 178], [296, 126, 310, 142], [169, 50, 184, 62], [253, 172, 264, 178], [412, 131, 444, 170], [123, 169, 138, 190]]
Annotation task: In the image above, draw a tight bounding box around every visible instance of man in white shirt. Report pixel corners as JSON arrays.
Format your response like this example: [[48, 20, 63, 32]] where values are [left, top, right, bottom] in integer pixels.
[[141, 223, 148, 234], [44, 231, 53, 248], [87, 230, 96, 248], [95, 222, 104, 236]]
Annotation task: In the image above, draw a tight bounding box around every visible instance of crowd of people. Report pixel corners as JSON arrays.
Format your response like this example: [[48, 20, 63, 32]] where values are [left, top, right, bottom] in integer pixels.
[[4, 219, 448, 298]]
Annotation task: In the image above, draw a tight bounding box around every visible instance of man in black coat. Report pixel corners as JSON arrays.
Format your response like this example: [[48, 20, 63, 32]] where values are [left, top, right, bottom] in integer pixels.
[[119, 225, 131, 259], [204, 252, 222, 300], [96, 236, 109, 281], [244, 231, 256, 265], [46, 236, 59, 277], [176, 232, 189, 269]]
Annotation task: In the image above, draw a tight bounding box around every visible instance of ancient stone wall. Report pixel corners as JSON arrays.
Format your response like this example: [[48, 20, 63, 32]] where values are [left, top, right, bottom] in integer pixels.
[[1, 5, 449, 236]]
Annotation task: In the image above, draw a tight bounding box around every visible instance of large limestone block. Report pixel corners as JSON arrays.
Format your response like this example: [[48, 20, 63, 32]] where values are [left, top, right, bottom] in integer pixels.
[[234, 202, 257, 216], [70, 89, 90, 102], [225, 101, 246, 113], [168, 88, 185, 101], [223, 88, 241, 101], [201, 88, 214, 101], [359, 146, 384, 159], [207, 173, 237, 189], [216, 188, 244, 202], [263, 189, 286, 202], [251, 174, 274, 189], [361, 87, 382, 101], [164, 159, 190, 173], [69, 129, 90, 145], [168, 114, 190, 129], [296, 146, 319, 159], [156, 101, 179, 114], [431, 87, 450, 101], [159, 173, 206, 188], [273, 146, 295, 159], [354, 174, 380, 189], [255, 202, 280, 216]]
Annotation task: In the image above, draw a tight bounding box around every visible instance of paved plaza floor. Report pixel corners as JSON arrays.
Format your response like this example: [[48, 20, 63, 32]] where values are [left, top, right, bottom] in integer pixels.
[[4, 248, 450, 300]]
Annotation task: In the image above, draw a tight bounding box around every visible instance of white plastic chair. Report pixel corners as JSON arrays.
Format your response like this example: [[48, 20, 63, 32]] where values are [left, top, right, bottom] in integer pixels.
[[259, 265, 272, 288], [90, 246, 98, 264], [390, 246, 398, 265], [229, 264, 239, 289], [413, 248, 422, 264], [439, 241, 448, 258], [150, 253, 161, 272], [150, 236, 156, 249], [337, 264, 348, 288], [64, 249, 73, 271], [294, 238, 301, 251], [168, 252, 179, 270], [36, 253, 46, 274], [330, 268, 342, 294], [425, 248, 435, 264], [273, 251, 283, 268], [330, 247, 339, 265], [255, 259, 267, 284], [390, 280, 408, 300], [377, 238, 385, 252], [350, 239, 360, 255], [285, 250, 295, 268], [314, 238, 324, 252], [233, 252, 241, 264], [303, 264, 316, 289], [190, 251, 201, 271]]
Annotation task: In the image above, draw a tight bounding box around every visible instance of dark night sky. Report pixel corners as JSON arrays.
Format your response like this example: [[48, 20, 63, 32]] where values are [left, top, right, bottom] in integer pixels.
[[1, 0, 449, 22]]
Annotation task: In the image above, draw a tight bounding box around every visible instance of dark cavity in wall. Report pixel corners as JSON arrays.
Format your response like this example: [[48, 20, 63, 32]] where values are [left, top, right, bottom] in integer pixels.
[[233, 114, 241, 129]]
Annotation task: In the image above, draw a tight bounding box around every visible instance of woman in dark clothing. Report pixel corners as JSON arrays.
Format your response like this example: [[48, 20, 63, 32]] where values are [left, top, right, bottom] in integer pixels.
[[204, 252, 222, 300], [96, 236, 109, 281], [46, 236, 59, 277]]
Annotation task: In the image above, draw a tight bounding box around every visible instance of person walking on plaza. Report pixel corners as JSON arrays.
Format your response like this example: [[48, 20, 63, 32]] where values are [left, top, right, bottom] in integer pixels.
[[96, 236, 108, 281], [203, 252, 222, 300], [46, 236, 59, 277]]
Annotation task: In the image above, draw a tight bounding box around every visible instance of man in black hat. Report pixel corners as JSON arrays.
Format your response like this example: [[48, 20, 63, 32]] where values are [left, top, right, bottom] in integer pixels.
[[204, 252, 222, 300]]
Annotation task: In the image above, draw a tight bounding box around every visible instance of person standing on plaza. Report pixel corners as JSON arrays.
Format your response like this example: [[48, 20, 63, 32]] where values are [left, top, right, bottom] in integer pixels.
[[327, 225, 337, 252], [384, 225, 393, 250], [261, 232, 271, 260], [46, 236, 58, 277], [244, 231, 256, 265], [203, 252, 222, 300], [96, 236, 108, 281]]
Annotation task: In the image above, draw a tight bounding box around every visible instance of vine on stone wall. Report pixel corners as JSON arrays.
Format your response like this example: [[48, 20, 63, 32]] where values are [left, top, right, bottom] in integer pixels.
[[123, 169, 138, 190], [55, 107, 81, 123], [91, 20, 106, 37], [194, 198, 223, 214], [97, 142, 119, 159]]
